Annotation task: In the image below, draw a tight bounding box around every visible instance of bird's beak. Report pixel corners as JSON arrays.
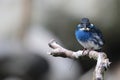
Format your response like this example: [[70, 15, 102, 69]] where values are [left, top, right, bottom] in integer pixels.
[[83, 24, 87, 28], [83, 24, 90, 31]]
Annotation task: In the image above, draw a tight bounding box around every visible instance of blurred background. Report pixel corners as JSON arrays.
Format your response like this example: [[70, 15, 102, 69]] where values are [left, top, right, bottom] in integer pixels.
[[0, 0, 119, 80]]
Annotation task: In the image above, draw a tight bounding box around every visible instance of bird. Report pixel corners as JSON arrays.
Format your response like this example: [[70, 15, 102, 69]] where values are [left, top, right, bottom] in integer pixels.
[[75, 18, 104, 52]]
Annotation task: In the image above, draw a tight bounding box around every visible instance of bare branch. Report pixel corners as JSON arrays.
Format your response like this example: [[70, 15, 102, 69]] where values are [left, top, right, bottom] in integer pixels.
[[48, 40, 111, 80]]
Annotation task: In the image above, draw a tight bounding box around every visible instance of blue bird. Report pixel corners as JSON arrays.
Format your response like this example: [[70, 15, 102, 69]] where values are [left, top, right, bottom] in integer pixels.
[[75, 18, 104, 52]]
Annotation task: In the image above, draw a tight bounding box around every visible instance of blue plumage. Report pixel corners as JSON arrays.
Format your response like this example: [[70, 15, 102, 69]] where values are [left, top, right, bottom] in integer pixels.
[[75, 18, 104, 50]]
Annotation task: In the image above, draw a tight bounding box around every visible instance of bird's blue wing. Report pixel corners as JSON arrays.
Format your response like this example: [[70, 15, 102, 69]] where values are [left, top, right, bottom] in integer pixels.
[[90, 25, 105, 46]]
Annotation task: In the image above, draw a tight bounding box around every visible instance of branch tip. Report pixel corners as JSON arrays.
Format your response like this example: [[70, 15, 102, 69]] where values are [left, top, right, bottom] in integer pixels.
[[48, 39, 56, 48]]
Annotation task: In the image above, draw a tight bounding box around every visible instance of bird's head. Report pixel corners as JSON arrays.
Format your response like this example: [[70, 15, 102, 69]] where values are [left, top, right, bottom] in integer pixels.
[[77, 18, 91, 31]]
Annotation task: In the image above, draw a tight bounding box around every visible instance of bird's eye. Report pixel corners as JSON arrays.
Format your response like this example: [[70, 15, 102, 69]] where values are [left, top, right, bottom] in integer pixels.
[[76, 24, 83, 30], [77, 24, 81, 28], [80, 26, 84, 28], [78, 24, 84, 28]]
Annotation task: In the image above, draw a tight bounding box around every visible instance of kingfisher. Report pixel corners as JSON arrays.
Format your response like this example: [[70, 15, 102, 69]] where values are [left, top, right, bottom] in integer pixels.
[[75, 18, 104, 52]]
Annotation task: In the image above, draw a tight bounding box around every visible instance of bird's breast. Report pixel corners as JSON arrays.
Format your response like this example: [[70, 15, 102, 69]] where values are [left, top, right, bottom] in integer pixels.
[[75, 30, 92, 41]]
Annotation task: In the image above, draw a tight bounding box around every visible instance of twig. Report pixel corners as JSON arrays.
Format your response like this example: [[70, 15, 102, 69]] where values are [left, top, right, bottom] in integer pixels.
[[48, 40, 111, 80]]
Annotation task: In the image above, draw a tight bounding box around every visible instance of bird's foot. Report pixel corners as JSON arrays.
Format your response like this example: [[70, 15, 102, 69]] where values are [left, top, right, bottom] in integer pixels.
[[87, 48, 94, 54], [82, 48, 87, 54]]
